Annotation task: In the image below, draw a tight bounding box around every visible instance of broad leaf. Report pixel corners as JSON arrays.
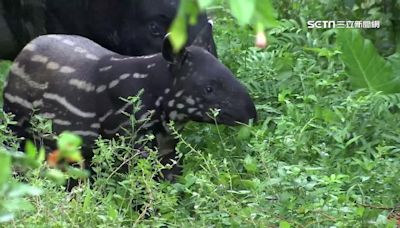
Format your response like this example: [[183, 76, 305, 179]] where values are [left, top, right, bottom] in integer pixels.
[[388, 52, 400, 77], [0, 150, 11, 186], [337, 29, 400, 93], [198, 0, 214, 9], [229, 0, 255, 25]]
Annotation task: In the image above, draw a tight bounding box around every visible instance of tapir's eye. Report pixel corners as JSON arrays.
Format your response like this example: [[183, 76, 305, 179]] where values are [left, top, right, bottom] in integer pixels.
[[148, 22, 162, 37], [204, 86, 214, 94]]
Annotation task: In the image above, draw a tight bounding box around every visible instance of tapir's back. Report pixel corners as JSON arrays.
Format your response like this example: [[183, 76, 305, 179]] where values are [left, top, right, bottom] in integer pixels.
[[3, 35, 116, 141]]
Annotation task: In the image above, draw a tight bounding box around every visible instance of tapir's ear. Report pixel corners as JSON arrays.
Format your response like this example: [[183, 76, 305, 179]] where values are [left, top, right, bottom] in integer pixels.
[[162, 34, 186, 64], [191, 21, 215, 54]]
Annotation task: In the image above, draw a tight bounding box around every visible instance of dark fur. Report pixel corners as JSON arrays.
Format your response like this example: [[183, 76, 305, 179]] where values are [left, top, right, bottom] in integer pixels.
[[0, 0, 217, 60]]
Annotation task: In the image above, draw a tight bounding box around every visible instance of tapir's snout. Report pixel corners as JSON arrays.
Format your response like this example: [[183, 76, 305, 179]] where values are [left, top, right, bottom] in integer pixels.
[[218, 92, 257, 126], [245, 97, 257, 123], [237, 94, 257, 124]]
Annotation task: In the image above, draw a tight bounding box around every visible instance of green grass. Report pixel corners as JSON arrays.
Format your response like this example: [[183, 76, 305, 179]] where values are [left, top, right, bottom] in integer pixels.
[[1, 0, 400, 227]]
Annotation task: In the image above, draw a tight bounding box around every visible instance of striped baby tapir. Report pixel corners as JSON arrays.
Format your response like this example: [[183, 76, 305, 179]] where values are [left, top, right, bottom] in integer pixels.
[[2, 23, 257, 180]]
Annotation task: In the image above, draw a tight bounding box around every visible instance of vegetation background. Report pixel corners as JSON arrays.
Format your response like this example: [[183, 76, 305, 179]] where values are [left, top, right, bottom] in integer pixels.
[[0, 0, 400, 227]]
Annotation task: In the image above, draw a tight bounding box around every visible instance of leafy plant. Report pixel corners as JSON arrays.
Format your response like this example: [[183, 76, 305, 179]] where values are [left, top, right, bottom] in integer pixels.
[[169, 0, 279, 51], [337, 29, 400, 93]]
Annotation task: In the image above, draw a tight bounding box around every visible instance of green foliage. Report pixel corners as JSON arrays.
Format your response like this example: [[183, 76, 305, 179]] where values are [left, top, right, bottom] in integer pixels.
[[0, 61, 11, 107], [1, 0, 400, 226], [337, 29, 400, 93], [0, 109, 87, 221], [169, 0, 278, 52], [56, 132, 83, 162]]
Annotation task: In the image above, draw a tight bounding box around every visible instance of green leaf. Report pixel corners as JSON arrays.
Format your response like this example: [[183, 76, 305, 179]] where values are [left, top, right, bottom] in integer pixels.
[[229, 0, 255, 25], [8, 183, 42, 197], [237, 126, 252, 140], [0, 151, 11, 186], [337, 29, 400, 93], [24, 141, 37, 160], [57, 131, 83, 162], [279, 221, 291, 228], [37, 147, 46, 163], [46, 169, 66, 185], [66, 167, 90, 179], [243, 155, 258, 173], [254, 0, 280, 28], [57, 131, 82, 152], [168, 0, 199, 52], [0, 213, 14, 223], [198, 0, 214, 9], [388, 52, 400, 77], [169, 15, 188, 53]]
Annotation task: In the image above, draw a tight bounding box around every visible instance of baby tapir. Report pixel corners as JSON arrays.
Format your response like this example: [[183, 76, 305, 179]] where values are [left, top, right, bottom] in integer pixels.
[[3, 24, 257, 181]]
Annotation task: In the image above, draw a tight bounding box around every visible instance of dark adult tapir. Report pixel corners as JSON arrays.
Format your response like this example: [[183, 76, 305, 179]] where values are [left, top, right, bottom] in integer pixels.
[[0, 0, 217, 60], [3, 24, 256, 181]]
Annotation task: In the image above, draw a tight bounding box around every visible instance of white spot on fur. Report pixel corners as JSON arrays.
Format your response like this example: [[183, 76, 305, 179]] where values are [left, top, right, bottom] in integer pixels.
[[32, 99, 43, 108], [85, 53, 100, 60], [119, 73, 130, 80], [110, 54, 157, 61], [69, 79, 95, 92], [188, 107, 198, 114], [10, 62, 48, 89], [99, 110, 114, 122], [24, 43, 36, 51], [109, 80, 119, 88], [96, 85, 107, 93], [164, 88, 170, 94], [41, 113, 56, 119], [62, 39, 75, 46], [31, 54, 48, 63], [147, 63, 156, 69], [99, 66, 112, 72], [90, 123, 101, 129], [43, 93, 96, 118], [60, 66, 76, 74], [74, 47, 87, 53], [186, 96, 195, 105], [4, 93, 33, 109], [175, 90, 184, 97], [141, 54, 158, 59], [132, 73, 148, 79], [53, 119, 71, 126], [47, 35, 62, 40], [169, 110, 177, 120], [46, 61, 60, 70], [168, 99, 175, 107], [155, 96, 163, 107], [177, 103, 185, 109], [71, 130, 99, 137]]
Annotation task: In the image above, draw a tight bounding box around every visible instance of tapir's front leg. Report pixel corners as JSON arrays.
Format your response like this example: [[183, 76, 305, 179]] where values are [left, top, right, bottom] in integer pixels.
[[156, 133, 182, 181]]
